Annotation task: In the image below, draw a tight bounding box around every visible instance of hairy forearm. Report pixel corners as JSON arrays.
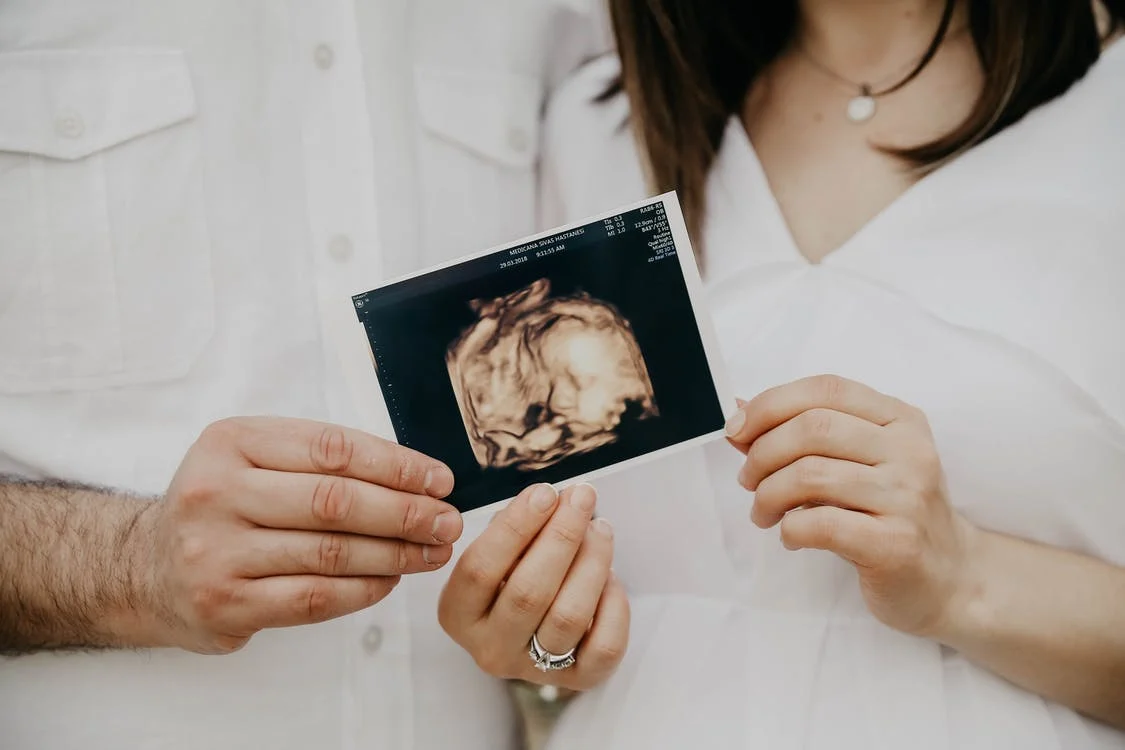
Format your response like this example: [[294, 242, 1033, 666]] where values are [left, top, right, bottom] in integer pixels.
[[0, 476, 160, 655], [937, 527, 1125, 728]]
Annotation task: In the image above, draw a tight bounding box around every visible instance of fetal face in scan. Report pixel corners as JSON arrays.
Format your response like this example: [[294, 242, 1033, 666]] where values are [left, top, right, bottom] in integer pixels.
[[446, 279, 659, 471]]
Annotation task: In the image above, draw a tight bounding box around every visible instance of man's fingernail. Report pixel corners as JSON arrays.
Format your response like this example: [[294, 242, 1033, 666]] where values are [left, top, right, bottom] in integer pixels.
[[530, 484, 558, 512], [431, 511, 458, 542], [724, 409, 746, 438], [423, 466, 455, 497], [570, 483, 597, 512], [592, 517, 613, 538]]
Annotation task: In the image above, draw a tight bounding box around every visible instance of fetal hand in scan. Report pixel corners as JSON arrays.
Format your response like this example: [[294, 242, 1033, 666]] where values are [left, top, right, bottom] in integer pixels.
[[446, 279, 658, 471]]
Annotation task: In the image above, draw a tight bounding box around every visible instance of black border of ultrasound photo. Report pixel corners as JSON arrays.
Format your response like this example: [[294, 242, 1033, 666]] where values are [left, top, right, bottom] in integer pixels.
[[344, 192, 735, 514]]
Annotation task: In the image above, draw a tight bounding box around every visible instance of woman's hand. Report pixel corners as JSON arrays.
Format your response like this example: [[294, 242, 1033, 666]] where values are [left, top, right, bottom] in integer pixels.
[[438, 483, 630, 690], [725, 374, 976, 637]]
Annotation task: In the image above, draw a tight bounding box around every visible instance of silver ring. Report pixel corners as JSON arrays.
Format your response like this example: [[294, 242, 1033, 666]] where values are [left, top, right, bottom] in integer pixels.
[[528, 633, 577, 672]]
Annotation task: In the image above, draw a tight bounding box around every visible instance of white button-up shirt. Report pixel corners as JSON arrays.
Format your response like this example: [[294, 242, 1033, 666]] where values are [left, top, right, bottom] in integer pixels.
[[0, 2, 608, 748]]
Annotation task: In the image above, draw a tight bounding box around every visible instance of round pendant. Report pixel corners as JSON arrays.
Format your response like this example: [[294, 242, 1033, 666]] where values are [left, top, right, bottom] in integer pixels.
[[847, 95, 876, 123]]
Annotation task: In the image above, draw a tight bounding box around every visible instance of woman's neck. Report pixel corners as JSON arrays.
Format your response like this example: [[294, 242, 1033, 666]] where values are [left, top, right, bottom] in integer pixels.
[[796, 0, 967, 78]]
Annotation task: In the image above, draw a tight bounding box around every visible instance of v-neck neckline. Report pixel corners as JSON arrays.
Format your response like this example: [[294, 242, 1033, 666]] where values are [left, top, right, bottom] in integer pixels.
[[719, 118, 965, 269], [716, 33, 1125, 269]]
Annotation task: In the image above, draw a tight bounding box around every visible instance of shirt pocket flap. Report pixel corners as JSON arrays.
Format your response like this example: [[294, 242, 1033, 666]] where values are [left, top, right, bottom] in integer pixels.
[[415, 66, 542, 170], [0, 49, 196, 161]]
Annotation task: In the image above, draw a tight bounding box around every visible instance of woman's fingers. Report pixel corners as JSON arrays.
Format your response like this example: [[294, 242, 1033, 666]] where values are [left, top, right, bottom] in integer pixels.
[[558, 572, 630, 689], [738, 408, 888, 490], [533, 517, 615, 655], [489, 484, 598, 643], [726, 375, 910, 447], [234, 529, 452, 578], [751, 456, 885, 528], [437, 482, 627, 690], [439, 484, 559, 632], [778, 505, 885, 568]]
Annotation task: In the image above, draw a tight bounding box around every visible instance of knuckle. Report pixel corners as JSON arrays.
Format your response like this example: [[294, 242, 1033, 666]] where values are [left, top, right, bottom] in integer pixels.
[[751, 475, 779, 512], [393, 540, 411, 574], [399, 495, 426, 538], [393, 451, 419, 490], [175, 476, 222, 513], [178, 531, 211, 567], [886, 523, 924, 569], [803, 408, 835, 441], [189, 583, 235, 625], [200, 417, 245, 447], [794, 456, 830, 491], [474, 644, 512, 678], [310, 425, 355, 474], [813, 374, 846, 406], [583, 637, 626, 670], [299, 581, 337, 621], [888, 466, 929, 499], [496, 513, 531, 543], [456, 555, 494, 589], [547, 605, 589, 638], [546, 521, 585, 549], [778, 513, 800, 545], [811, 514, 839, 547], [316, 534, 349, 576], [507, 581, 548, 617], [311, 476, 355, 525], [905, 403, 931, 427]]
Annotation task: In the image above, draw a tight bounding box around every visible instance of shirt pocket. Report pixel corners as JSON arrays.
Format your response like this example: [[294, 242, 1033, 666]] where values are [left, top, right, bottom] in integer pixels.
[[0, 48, 214, 393], [414, 65, 543, 256]]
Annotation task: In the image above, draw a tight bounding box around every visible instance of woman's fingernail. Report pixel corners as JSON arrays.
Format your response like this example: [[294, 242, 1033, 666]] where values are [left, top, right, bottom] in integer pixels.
[[570, 483, 597, 512], [724, 409, 746, 438], [737, 464, 752, 489], [530, 484, 558, 512], [592, 517, 614, 538]]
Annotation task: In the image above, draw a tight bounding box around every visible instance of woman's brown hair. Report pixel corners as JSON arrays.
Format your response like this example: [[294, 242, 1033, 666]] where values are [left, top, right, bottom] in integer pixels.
[[604, 0, 1125, 243]]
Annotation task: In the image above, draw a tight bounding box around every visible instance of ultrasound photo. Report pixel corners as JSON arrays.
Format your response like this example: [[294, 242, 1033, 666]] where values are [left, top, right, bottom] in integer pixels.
[[351, 194, 730, 512], [446, 278, 659, 472]]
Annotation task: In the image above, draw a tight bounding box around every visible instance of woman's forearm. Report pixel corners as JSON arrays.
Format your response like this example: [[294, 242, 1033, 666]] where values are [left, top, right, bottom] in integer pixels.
[[935, 526, 1125, 728]]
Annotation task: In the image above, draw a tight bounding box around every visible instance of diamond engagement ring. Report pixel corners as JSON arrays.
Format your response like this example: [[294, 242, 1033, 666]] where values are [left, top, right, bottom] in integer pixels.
[[528, 633, 577, 672]]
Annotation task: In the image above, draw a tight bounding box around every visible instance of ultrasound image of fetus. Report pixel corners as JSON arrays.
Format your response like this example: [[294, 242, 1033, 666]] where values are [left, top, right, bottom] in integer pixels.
[[446, 279, 659, 471]]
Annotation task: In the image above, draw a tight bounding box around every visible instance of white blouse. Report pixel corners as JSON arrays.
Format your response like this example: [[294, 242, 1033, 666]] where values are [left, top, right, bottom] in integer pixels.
[[538, 41, 1125, 750]]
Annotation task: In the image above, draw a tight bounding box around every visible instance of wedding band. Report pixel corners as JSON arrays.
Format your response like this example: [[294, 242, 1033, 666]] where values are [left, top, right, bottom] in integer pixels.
[[528, 633, 577, 672]]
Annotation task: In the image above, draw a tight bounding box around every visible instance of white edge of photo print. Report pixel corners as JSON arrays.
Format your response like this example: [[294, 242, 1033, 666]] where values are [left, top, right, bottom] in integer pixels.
[[321, 191, 737, 516]]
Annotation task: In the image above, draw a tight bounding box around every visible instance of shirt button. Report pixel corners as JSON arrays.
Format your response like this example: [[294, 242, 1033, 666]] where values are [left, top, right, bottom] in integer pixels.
[[361, 625, 383, 655], [327, 234, 354, 262], [313, 43, 335, 70], [507, 126, 530, 154], [56, 112, 85, 139]]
